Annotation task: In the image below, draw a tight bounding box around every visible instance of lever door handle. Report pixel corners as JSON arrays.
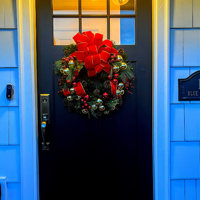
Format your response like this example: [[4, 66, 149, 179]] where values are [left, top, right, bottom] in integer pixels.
[[40, 94, 50, 151]]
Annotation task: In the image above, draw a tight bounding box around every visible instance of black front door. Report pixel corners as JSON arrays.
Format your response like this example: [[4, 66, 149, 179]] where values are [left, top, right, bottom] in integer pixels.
[[36, 0, 152, 199]]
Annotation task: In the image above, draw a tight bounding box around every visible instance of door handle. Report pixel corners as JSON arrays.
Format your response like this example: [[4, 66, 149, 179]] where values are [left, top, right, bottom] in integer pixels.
[[40, 94, 50, 151]]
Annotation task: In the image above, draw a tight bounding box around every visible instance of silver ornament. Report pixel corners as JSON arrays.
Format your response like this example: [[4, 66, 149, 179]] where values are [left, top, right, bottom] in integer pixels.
[[116, 90, 121, 96], [96, 98, 103, 105], [120, 90, 125, 95], [76, 96, 81, 100], [91, 104, 98, 110], [82, 109, 88, 114], [118, 83, 124, 90], [70, 88, 75, 94], [99, 105, 105, 111], [67, 95, 73, 101]]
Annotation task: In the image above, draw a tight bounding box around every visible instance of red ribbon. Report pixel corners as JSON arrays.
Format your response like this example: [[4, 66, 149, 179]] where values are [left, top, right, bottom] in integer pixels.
[[63, 82, 86, 97], [71, 31, 118, 77], [74, 82, 86, 97]]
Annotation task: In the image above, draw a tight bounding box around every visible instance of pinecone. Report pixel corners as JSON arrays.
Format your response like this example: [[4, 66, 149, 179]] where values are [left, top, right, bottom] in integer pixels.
[[118, 48, 125, 56], [93, 89, 100, 96], [103, 80, 111, 89]]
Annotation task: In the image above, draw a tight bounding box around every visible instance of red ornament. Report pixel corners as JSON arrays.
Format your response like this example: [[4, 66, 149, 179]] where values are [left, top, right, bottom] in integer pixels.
[[82, 106, 85, 109], [103, 92, 108, 98], [81, 98, 84, 102], [84, 100, 86, 104], [88, 106, 91, 109], [73, 76, 76, 81], [113, 79, 118, 84], [84, 94, 89, 101], [73, 82, 77, 87], [85, 103, 88, 107], [108, 75, 112, 80], [114, 74, 119, 79]]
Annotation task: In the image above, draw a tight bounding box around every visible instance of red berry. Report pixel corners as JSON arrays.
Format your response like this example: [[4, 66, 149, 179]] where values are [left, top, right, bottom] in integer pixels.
[[108, 75, 112, 80], [85, 103, 88, 107], [88, 106, 91, 109], [103, 92, 108, 98], [84, 101, 86, 104], [73, 76, 76, 81], [82, 106, 85, 109], [84, 95, 89, 101], [66, 80, 71, 84], [73, 82, 77, 87], [114, 74, 119, 79], [81, 99, 84, 102], [113, 79, 118, 84]]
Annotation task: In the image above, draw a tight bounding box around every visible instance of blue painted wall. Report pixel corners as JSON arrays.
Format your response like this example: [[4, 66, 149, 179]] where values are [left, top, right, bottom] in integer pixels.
[[0, 0, 21, 199], [170, 0, 200, 199]]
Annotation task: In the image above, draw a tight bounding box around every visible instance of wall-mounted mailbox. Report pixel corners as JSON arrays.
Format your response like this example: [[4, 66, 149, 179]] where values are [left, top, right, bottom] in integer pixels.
[[179, 71, 200, 101]]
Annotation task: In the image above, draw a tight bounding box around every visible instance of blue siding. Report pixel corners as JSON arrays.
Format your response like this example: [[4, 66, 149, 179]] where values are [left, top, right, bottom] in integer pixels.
[[171, 142, 200, 179], [170, 104, 184, 141], [170, 0, 200, 198], [0, 0, 21, 199], [171, 180, 184, 200]]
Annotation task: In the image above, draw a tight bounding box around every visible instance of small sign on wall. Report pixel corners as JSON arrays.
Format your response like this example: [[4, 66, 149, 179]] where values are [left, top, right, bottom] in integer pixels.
[[179, 71, 200, 101]]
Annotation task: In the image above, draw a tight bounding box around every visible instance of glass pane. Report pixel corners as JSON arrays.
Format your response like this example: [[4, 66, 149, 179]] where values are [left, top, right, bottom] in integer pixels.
[[82, 18, 107, 39], [110, 18, 135, 45], [53, 18, 79, 45], [82, 0, 107, 14], [110, 0, 135, 15], [53, 0, 78, 15]]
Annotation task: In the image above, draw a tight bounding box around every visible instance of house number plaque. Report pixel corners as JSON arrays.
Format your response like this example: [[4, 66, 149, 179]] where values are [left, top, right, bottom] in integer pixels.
[[179, 71, 200, 101]]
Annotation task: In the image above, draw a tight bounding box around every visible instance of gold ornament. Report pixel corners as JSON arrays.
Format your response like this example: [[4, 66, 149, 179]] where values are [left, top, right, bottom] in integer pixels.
[[113, 65, 120, 73], [120, 62, 127, 70], [120, 90, 125, 95], [96, 98, 103, 105], [99, 105, 105, 111], [82, 109, 88, 114], [118, 83, 124, 90], [116, 90, 121, 96], [117, 55, 123, 62], [68, 60, 74, 66], [67, 95, 73, 101], [70, 88, 75, 94], [63, 68, 69, 75], [91, 104, 98, 110]]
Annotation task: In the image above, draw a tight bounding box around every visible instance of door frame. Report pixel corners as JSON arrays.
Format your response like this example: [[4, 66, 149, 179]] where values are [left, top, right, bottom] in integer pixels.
[[16, 0, 170, 199]]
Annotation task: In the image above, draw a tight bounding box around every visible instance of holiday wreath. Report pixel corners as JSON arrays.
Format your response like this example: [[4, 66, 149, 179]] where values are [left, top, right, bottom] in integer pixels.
[[55, 31, 134, 118]]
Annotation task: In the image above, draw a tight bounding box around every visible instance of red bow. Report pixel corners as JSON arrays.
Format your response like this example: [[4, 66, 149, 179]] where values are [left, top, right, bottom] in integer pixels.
[[71, 31, 118, 77]]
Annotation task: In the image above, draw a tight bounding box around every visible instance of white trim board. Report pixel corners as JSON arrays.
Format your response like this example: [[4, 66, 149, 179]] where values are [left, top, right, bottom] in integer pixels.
[[152, 0, 170, 199], [16, 0, 39, 200]]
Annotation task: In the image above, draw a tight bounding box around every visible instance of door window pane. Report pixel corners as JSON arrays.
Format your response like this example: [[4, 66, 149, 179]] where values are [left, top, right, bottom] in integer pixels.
[[53, 18, 79, 45], [53, 0, 78, 15], [110, 0, 135, 15], [82, 18, 107, 39], [110, 18, 135, 45], [82, 0, 107, 14]]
